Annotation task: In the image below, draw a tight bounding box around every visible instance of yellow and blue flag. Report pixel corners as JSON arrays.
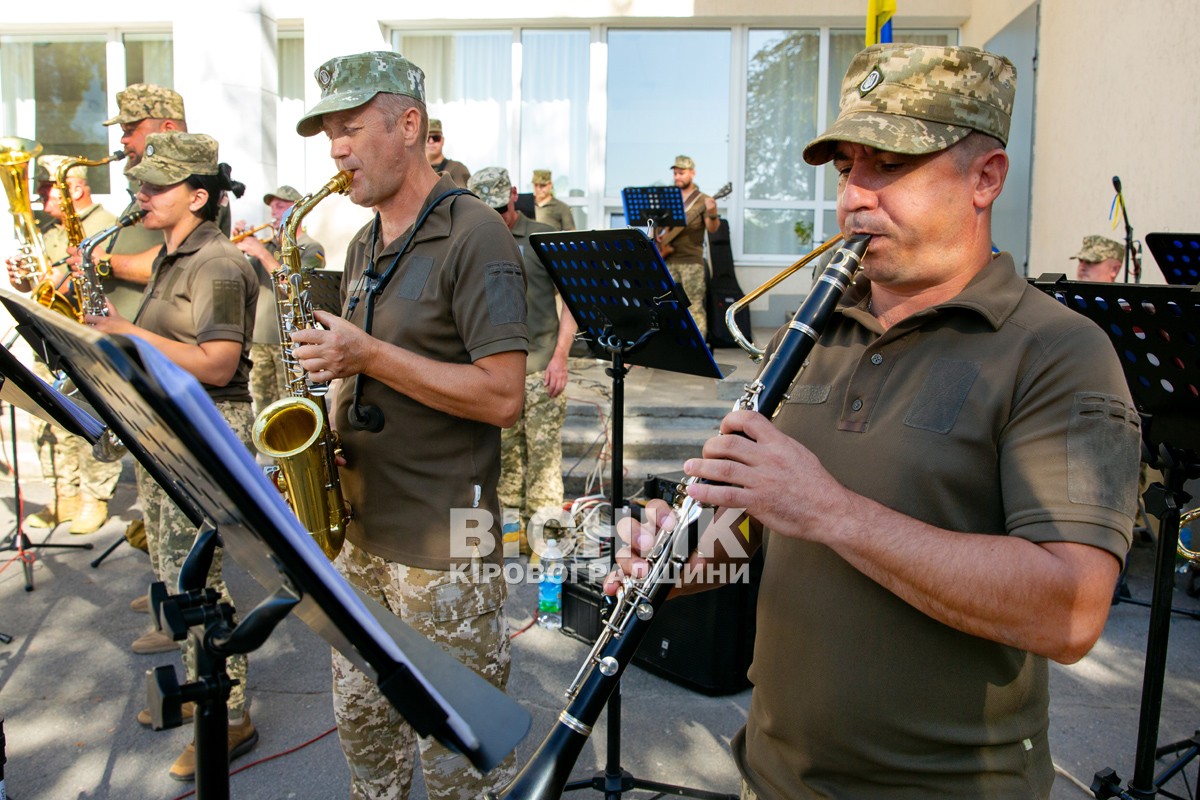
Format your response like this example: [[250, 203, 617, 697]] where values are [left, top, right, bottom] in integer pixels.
[[867, 0, 896, 47], [1109, 192, 1124, 230]]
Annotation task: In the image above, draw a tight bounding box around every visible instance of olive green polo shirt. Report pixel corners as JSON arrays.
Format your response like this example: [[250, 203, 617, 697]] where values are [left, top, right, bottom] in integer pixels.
[[665, 187, 711, 263], [333, 175, 528, 570], [134, 220, 257, 403], [43, 203, 117, 262], [534, 196, 575, 232], [510, 213, 561, 373], [733, 253, 1140, 799]]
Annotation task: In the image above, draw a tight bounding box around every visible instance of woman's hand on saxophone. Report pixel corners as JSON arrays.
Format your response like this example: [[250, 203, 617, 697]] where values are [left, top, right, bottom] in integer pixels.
[[84, 300, 131, 334]]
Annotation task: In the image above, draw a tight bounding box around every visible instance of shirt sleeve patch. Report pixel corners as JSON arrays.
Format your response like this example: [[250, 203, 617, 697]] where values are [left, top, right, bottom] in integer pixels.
[[485, 261, 526, 327], [903, 358, 980, 434], [397, 255, 434, 300], [210, 279, 244, 327], [1067, 392, 1141, 512]]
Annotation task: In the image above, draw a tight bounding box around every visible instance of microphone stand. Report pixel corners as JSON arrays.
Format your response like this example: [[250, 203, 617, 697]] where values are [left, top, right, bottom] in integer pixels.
[[1113, 176, 1141, 284]]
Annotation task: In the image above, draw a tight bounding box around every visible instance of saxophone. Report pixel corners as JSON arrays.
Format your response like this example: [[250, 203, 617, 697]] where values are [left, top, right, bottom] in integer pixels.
[[489, 233, 871, 800], [53, 151, 127, 322], [78, 208, 147, 316], [0, 137, 74, 319], [251, 171, 352, 561]]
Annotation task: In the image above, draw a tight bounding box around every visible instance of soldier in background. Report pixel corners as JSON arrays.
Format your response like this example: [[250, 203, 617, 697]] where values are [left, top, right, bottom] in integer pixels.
[[531, 169, 575, 232], [655, 155, 720, 339], [425, 118, 471, 188], [6, 157, 122, 534], [1071, 234, 1125, 282], [470, 167, 577, 556], [233, 185, 326, 412]]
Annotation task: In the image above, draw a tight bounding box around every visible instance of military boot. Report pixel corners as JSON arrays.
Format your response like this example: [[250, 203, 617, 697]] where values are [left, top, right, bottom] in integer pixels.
[[68, 497, 109, 535], [26, 494, 80, 529]]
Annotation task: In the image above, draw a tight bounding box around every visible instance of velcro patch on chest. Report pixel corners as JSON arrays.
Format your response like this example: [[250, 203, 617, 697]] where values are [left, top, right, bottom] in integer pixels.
[[904, 358, 981, 434]]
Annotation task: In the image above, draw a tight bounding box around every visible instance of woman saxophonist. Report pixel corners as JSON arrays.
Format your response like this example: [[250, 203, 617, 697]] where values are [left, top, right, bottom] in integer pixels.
[[83, 131, 261, 781]]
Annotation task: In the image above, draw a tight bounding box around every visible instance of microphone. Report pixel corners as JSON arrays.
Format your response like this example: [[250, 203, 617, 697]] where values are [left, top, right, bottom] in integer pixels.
[[1112, 175, 1122, 194]]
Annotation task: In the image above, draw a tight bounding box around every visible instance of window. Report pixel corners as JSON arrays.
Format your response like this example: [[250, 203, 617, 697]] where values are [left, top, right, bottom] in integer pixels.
[[519, 29, 589, 205], [394, 31, 513, 176], [605, 30, 731, 199], [1, 35, 113, 193]]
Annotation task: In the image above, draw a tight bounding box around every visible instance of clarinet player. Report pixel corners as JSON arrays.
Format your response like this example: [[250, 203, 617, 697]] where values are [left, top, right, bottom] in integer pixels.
[[611, 44, 1140, 800]]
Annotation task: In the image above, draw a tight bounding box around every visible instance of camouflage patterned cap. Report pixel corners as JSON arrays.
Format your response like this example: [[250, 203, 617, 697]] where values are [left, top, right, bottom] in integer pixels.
[[102, 83, 186, 127], [671, 155, 695, 170], [1071, 235, 1125, 263], [803, 43, 1016, 166], [532, 169, 552, 184], [429, 118, 443, 135], [125, 132, 219, 185], [467, 166, 513, 209], [264, 185, 302, 205], [296, 51, 426, 138]]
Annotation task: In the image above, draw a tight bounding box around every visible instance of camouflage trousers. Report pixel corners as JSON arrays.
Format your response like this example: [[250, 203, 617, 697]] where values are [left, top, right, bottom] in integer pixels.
[[31, 360, 122, 501], [498, 371, 567, 531], [666, 258, 708, 340], [249, 342, 287, 414], [741, 780, 758, 800], [135, 400, 254, 716], [331, 541, 516, 800], [33, 418, 123, 501]]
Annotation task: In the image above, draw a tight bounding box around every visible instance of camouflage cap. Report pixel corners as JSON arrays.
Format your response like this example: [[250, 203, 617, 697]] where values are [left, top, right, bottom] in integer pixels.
[[803, 43, 1016, 166], [532, 169, 552, 184], [468, 166, 513, 209], [264, 185, 302, 205], [1071, 235, 1125, 263], [102, 83, 186, 127], [671, 155, 695, 170], [125, 132, 218, 185], [429, 118, 443, 135], [297, 51, 426, 137]]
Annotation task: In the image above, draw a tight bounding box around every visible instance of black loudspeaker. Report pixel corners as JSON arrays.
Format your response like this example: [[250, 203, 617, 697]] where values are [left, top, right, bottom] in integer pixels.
[[561, 474, 761, 695]]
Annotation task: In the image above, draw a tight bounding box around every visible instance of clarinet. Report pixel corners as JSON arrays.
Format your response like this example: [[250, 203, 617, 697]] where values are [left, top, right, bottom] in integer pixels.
[[490, 233, 870, 799]]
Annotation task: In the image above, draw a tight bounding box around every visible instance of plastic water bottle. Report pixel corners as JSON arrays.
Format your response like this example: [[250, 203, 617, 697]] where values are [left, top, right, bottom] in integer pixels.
[[537, 539, 565, 630]]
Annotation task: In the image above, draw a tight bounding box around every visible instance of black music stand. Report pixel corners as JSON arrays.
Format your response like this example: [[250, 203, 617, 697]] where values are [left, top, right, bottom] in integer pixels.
[[1146, 234, 1200, 287], [0, 290, 531, 800], [0, 340, 99, 591], [528, 227, 731, 800], [621, 186, 686, 234], [1029, 275, 1200, 799], [306, 269, 344, 317]]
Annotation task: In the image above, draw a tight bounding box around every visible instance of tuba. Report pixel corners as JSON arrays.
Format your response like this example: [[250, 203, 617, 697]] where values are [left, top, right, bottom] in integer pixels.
[[489, 233, 871, 800], [0, 137, 75, 319], [53, 151, 127, 322], [251, 171, 352, 561]]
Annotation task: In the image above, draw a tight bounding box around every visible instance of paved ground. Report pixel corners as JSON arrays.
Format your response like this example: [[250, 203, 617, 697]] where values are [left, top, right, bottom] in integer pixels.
[[1, 361, 1199, 799]]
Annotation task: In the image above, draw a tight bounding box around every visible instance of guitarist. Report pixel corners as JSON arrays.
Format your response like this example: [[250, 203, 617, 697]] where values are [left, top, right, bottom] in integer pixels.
[[656, 155, 720, 339]]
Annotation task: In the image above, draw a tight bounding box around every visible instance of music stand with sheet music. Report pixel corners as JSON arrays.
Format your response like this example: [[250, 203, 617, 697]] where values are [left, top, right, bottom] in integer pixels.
[[0, 290, 530, 800], [1029, 275, 1200, 800], [0, 341, 100, 591], [1146, 233, 1200, 287], [620, 186, 686, 233], [526, 227, 731, 800]]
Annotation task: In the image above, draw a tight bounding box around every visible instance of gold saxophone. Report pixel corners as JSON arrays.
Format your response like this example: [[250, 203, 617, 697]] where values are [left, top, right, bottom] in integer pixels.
[[0, 137, 75, 319], [53, 150, 126, 322], [251, 171, 352, 561]]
